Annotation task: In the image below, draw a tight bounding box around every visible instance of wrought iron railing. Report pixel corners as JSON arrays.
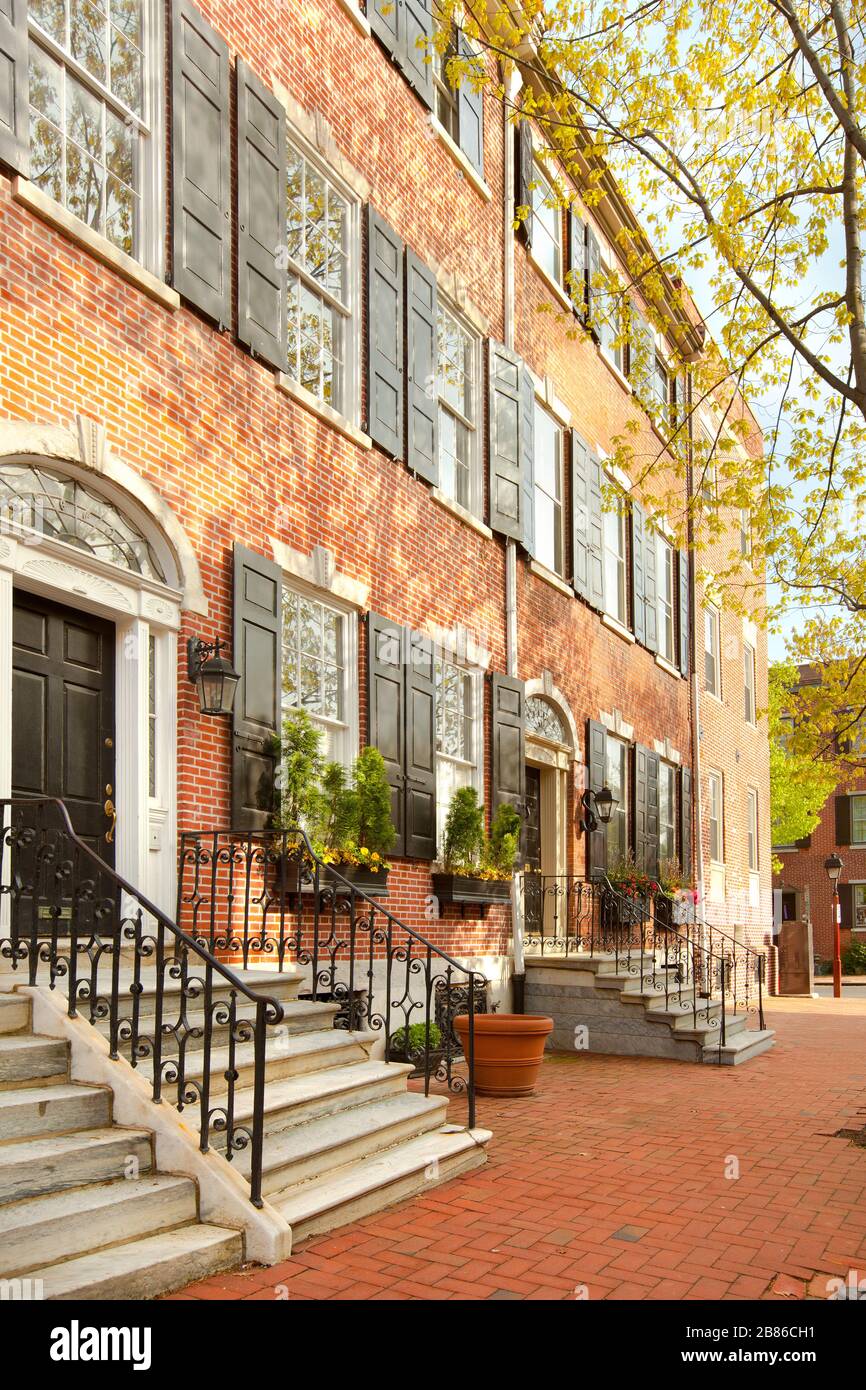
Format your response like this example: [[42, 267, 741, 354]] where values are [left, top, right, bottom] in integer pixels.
[[177, 828, 483, 1126], [0, 798, 284, 1207], [522, 873, 766, 1043]]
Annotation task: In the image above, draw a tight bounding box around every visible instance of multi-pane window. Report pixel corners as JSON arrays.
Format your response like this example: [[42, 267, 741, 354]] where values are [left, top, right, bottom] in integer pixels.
[[851, 794, 866, 845], [659, 761, 677, 863], [740, 509, 752, 560], [281, 586, 350, 760], [657, 534, 675, 663], [532, 160, 563, 284], [653, 355, 670, 414], [600, 290, 624, 373], [534, 403, 564, 575], [854, 883, 866, 930], [744, 641, 757, 725], [704, 605, 721, 697], [286, 147, 353, 414], [28, 0, 149, 260], [747, 788, 759, 871], [603, 495, 627, 625], [434, 657, 480, 853], [708, 771, 724, 862], [432, 7, 458, 139], [605, 735, 630, 865], [437, 305, 477, 512]]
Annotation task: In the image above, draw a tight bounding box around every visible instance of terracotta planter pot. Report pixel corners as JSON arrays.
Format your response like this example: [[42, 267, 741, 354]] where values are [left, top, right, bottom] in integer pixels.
[[452, 1013, 553, 1098]]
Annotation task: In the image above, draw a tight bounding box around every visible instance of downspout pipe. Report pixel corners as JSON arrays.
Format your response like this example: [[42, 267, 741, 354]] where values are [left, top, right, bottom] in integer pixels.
[[502, 70, 525, 1012]]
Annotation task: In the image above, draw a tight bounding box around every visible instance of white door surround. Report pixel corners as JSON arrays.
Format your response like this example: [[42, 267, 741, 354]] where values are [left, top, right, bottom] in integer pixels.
[[0, 438, 204, 913]]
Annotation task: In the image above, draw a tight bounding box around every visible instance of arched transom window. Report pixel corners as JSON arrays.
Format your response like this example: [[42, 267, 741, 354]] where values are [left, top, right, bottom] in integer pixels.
[[526, 696, 568, 745], [0, 463, 166, 581]]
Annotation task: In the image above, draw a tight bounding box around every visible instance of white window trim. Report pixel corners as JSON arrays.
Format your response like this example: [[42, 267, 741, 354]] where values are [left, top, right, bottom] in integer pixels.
[[530, 157, 564, 287], [533, 395, 565, 579], [27, 0, 167, 279], [852, 882, 866, 931], [437, 296, 483, 520], [434, 658, 484, 857], [280, 575, 360, 768], [708, 770, 724, 865], [334, 0, 371, 35], [744, 640, 757, 726], [602, 492, 628, 627], [704, 603, 721, 698], [656, 531, 676, 666], [282, 124, 363, 429], [850, 793, 866, 847]]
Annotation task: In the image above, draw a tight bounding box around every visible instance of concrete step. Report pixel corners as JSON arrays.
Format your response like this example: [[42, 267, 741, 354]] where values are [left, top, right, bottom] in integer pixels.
[[31, 1222, 243, 1300], [0, 1033, 68, 1084], [0, 994, 30, 1034], [186, 1028, 370, 1095], [703, 1028, 776, 1066], [0, 1127, 152, 1204], [248, 1091, 449, 1197], [221, 1058, 417, 1140], [92, 997, 340, 1056], [82, 967, 306, 1021], [0, 1174, 198, 1277], [276, 1126, 491, 1244], [0, 1082, 111, 1141]]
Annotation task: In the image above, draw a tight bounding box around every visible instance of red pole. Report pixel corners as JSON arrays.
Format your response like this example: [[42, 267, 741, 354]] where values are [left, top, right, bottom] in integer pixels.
[[833, 889, 842, 1000]]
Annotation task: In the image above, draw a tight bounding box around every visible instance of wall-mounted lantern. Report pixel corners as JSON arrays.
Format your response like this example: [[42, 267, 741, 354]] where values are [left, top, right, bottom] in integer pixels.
[[187, 637, 240, 718]]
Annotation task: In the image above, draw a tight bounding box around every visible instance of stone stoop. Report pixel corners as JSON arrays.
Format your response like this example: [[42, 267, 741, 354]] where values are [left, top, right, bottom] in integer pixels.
[[524, 952, 775, 1066], [0, 993, 241, 1300]]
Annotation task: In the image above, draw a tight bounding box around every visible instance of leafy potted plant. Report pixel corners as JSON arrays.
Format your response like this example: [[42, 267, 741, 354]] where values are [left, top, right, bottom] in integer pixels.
[[604, 851, 656, 929], [269, 708, 325, 890], [321, 745, 396, 896], [431, 789, 520, 908], [654, 857, 684, 930], [387, 1019, 444, 1078]]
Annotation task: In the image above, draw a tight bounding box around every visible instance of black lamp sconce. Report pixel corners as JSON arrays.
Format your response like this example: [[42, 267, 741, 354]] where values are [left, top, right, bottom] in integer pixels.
[[579, 786, 617, 835], [187, 637, 240, 717]]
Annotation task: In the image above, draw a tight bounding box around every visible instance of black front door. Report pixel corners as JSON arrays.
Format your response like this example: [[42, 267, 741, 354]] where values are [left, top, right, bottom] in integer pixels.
[[11, 592, 116, 866], [523, 765, 542, 933]]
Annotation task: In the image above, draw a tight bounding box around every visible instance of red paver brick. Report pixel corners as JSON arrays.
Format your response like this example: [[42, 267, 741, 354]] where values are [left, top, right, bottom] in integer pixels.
[[174, 998, 866, 1303]]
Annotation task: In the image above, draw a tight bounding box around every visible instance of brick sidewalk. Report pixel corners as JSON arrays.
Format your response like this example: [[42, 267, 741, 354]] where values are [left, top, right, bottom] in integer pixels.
[[172, 996, 866, 1301]]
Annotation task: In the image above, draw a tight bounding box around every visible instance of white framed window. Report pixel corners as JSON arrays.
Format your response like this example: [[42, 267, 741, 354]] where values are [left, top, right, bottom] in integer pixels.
[[854, 883, 866, 931], [740, 508, 752, 560], [603, 494, 627, 625], [285, 140, 360, 419], [599, 275, 624, 374], [605, 735, 630, 864], [698, 429, 718, 503], [27, 0, 163, 270], [657, 534, 675, 664], [851, 794, 866, 845], [281, 582, 358, 765], [432, 6, 459, 140], [659, 761, 677, 863], [534, 401, 564, 575], [437, 302, 480, 514], [708, 770, 724, 863], [434, 655, 483, 853], [744, 641, 757, 725], [747, 787, 759, 872], [704, 605, 721, 697], [532, 159, 563, 284]]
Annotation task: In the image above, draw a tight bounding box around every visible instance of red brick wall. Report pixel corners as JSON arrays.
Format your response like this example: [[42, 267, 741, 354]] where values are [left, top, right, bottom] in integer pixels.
[[773, 772, 866, 962]]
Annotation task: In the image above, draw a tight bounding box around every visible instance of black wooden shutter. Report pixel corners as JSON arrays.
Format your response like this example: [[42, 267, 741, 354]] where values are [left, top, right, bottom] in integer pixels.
[[232, 543, 282, 830], [572, 431, 590, 601], [236, 60, 288, 371], [632, 503, 647, 647], [680, 766, 693, 883], [835, 794, 852, 846], [586, 226, 601, 334], [587, 452, 605, 612], [406, 249, 438, 485], [367, 206, 405, 459], [635, 745, 659, 876], [644, 523, 658, 653], [456, 29, 483, 173], [568, 209, 586, 320], [488, 340, 523, 541], [0, 0, 28, 176], [515, 120, 532, 246], [839, 882, 854, 930], [369, 0, 399, 54], [171, 0, 232, 327], [367, 613, 406, 856], [678, 548, 690, 676], [491, 674, 525, 815], [520, 364, 535, 556], [399, 0, 435, 110], [586, 719, 607, 877], [404, 630, 437, 858]]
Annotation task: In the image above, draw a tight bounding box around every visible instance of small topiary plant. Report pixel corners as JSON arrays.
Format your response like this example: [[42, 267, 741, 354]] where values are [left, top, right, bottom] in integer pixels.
[[442, 786, 486, 874], [485, 802, 521, 880], [390, 1021, 443, 1055], [313, 760, 357, 856], [351, 745, 397, 859], [271, 708, 324, 831]]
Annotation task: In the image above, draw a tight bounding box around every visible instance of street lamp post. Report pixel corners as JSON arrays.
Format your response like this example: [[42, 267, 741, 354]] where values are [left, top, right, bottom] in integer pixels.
[[824, 853, 844, 1000]]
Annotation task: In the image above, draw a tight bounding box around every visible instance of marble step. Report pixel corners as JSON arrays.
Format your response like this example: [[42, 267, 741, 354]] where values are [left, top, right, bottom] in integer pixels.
[[30, 1222, 243, 1300], [0, 1127, 152, 1204], [0, 1034, 68, 1084], [0, 1082, 111, 1142], [92, 998, 340, 1055], [184, 1028, 370, 1095], [703, 1028, 776, 1065], [0, 994, 30, 1035]]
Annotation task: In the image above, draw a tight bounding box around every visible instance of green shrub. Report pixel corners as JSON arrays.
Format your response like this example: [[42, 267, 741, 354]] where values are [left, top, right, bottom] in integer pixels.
[[842, 941, 866, 975], [442, 786, 485, 874], [271, 709, 324, 831], [390, 1021, 443, 1053], [352, 745, 397, 856], [485, 802, 521, 878]]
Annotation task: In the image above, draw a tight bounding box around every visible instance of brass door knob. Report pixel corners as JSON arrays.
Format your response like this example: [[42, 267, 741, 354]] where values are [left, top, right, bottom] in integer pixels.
[[104, 799, 117, 844]]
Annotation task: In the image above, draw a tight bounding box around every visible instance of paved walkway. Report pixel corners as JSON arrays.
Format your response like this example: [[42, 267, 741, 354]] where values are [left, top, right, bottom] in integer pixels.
[[172, 997, 866, 1301]]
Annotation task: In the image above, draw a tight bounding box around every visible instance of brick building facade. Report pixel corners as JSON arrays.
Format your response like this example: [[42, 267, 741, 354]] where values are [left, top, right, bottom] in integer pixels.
[[0, 0, 771, 998]]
